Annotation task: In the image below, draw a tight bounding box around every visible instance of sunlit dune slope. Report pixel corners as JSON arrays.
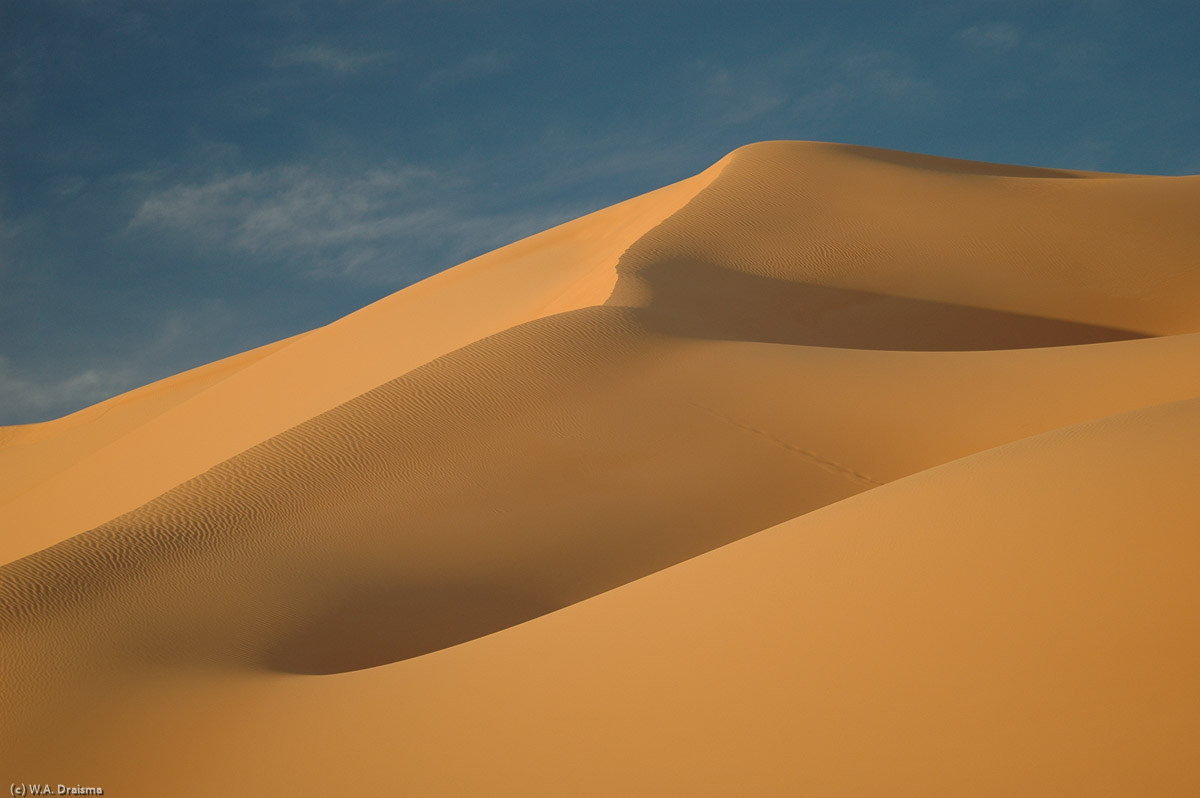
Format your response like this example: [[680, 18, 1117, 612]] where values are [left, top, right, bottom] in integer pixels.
[[0, 158, 725, 562], [2, 141, 1199, 795]]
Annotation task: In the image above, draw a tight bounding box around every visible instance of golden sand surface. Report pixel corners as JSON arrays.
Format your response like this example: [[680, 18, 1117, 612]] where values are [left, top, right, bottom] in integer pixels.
[[3, 142, 1199, 795]]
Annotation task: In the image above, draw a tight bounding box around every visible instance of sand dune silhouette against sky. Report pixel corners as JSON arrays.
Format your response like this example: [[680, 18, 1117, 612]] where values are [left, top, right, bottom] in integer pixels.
[[3, 142, 1200, 795]]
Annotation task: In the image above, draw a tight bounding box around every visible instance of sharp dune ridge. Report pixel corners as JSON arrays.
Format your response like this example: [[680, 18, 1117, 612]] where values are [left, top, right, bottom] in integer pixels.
[[3, 141, 1200, 795]]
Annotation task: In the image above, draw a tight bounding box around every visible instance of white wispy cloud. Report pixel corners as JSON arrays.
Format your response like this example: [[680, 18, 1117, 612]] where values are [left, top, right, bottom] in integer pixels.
[[130, 165, 435, 250], [125, 161, 575, 282], [46, 175, 87, 198], [271, 44, 392, 75], [0, 355, 136, 424], [953, 22, 1022, 51], [0, 301, 252, 424]]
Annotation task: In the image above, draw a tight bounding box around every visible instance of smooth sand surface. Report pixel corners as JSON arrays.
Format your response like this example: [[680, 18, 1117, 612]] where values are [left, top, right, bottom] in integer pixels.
[[3, 141, 1199, 795]]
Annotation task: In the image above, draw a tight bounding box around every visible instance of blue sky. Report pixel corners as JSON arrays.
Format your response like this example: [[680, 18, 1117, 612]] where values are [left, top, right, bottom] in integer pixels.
[[1, 0, 1197, 424]]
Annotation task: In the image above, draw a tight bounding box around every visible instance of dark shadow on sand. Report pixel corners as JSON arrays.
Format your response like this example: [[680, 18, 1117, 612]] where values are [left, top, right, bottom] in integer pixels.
[[610, 259, 1148, 351], [262, 581, 554, 675]]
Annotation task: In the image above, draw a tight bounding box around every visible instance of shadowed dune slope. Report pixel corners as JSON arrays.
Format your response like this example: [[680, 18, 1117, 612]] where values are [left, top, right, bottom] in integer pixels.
[[2, 141, 1199, 794], [8, 398, 1200, 796], [4, 321, 1199, 675], [609, 141, 1200, 346]]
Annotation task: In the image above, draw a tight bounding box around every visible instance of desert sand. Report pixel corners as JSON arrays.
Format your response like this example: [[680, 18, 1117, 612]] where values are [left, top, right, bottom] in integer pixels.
[[2, 141, 1199, 795]]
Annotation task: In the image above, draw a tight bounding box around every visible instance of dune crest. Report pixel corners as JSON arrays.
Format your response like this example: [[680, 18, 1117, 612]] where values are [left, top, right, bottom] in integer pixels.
[[0, 154, 728, 563], [3, 141, 1199, 794]]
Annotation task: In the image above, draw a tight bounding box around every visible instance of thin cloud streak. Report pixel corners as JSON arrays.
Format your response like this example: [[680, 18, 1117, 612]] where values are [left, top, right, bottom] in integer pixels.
[[953, 22, 1022, 51], [271, 44, 392, 75], [125, 161, 584, 282], [0, 356, 135, 423], [0, 304, 231, 424]]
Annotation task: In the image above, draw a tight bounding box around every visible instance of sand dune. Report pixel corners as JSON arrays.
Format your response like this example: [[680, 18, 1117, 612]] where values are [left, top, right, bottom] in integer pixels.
[[0, 158, 722, 564], [3, 141, 1199, 795]]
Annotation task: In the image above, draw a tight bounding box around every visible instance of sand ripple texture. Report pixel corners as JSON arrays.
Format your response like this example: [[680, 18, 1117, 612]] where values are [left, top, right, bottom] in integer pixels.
[[3, 141, 1200, 796]]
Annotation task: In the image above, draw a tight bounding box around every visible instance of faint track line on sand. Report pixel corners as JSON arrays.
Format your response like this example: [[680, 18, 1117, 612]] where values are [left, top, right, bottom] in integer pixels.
[[690, 401, 883, 488]]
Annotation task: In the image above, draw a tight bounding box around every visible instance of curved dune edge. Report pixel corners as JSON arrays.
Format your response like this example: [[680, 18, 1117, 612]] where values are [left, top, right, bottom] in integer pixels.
[[608, 141, 1200, 344], [5, 140, 1199, 565], [3, 324, 1199, 665], [8, 397, 1200, 795], [3, 141, 1200, 793], [0, 155, 730, 564], [0, 335, 302, 498]]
